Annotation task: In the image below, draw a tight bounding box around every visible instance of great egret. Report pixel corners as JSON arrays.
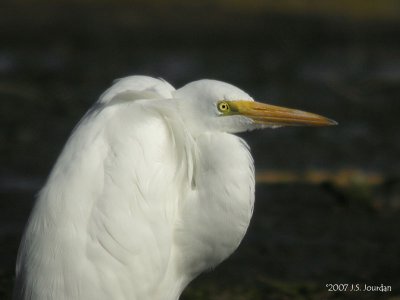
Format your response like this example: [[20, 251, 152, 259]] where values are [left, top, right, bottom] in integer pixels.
[[14, 76, 335, 300]]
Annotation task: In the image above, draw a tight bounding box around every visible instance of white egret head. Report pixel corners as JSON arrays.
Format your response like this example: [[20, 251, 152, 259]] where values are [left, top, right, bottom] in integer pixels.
[[174, 79, 336, 135]]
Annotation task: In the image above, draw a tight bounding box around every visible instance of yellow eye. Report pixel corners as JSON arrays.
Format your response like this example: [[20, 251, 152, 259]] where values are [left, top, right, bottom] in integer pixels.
[[217, 101, 230, 113]]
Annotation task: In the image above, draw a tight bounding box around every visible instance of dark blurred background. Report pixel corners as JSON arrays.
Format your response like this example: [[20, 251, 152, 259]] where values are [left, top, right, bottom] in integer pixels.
[[1, 1, 400, 299]]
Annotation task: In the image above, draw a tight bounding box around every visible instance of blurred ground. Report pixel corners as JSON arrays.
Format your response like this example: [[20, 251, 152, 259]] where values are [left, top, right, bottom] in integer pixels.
[[1, 1, 400, 299]]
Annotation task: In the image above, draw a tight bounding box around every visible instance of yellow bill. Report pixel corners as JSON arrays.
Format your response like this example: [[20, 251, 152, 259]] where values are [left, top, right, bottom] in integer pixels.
[[225, 100, 337, 127]]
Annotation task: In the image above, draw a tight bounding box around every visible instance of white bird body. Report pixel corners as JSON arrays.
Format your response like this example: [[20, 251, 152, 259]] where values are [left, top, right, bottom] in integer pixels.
[[14, 76, 334, 299]]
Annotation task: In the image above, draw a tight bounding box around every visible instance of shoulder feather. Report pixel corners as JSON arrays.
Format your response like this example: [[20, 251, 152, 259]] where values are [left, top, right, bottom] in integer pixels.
[[98, 76, 175, 105]]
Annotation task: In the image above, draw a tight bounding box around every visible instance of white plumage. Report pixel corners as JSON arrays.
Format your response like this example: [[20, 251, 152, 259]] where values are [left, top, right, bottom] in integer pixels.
[[14, 76, 334, 300]]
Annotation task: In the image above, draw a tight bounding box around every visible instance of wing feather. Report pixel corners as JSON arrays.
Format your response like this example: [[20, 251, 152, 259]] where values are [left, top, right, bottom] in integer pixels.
[[14, 77, 187, 300]]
